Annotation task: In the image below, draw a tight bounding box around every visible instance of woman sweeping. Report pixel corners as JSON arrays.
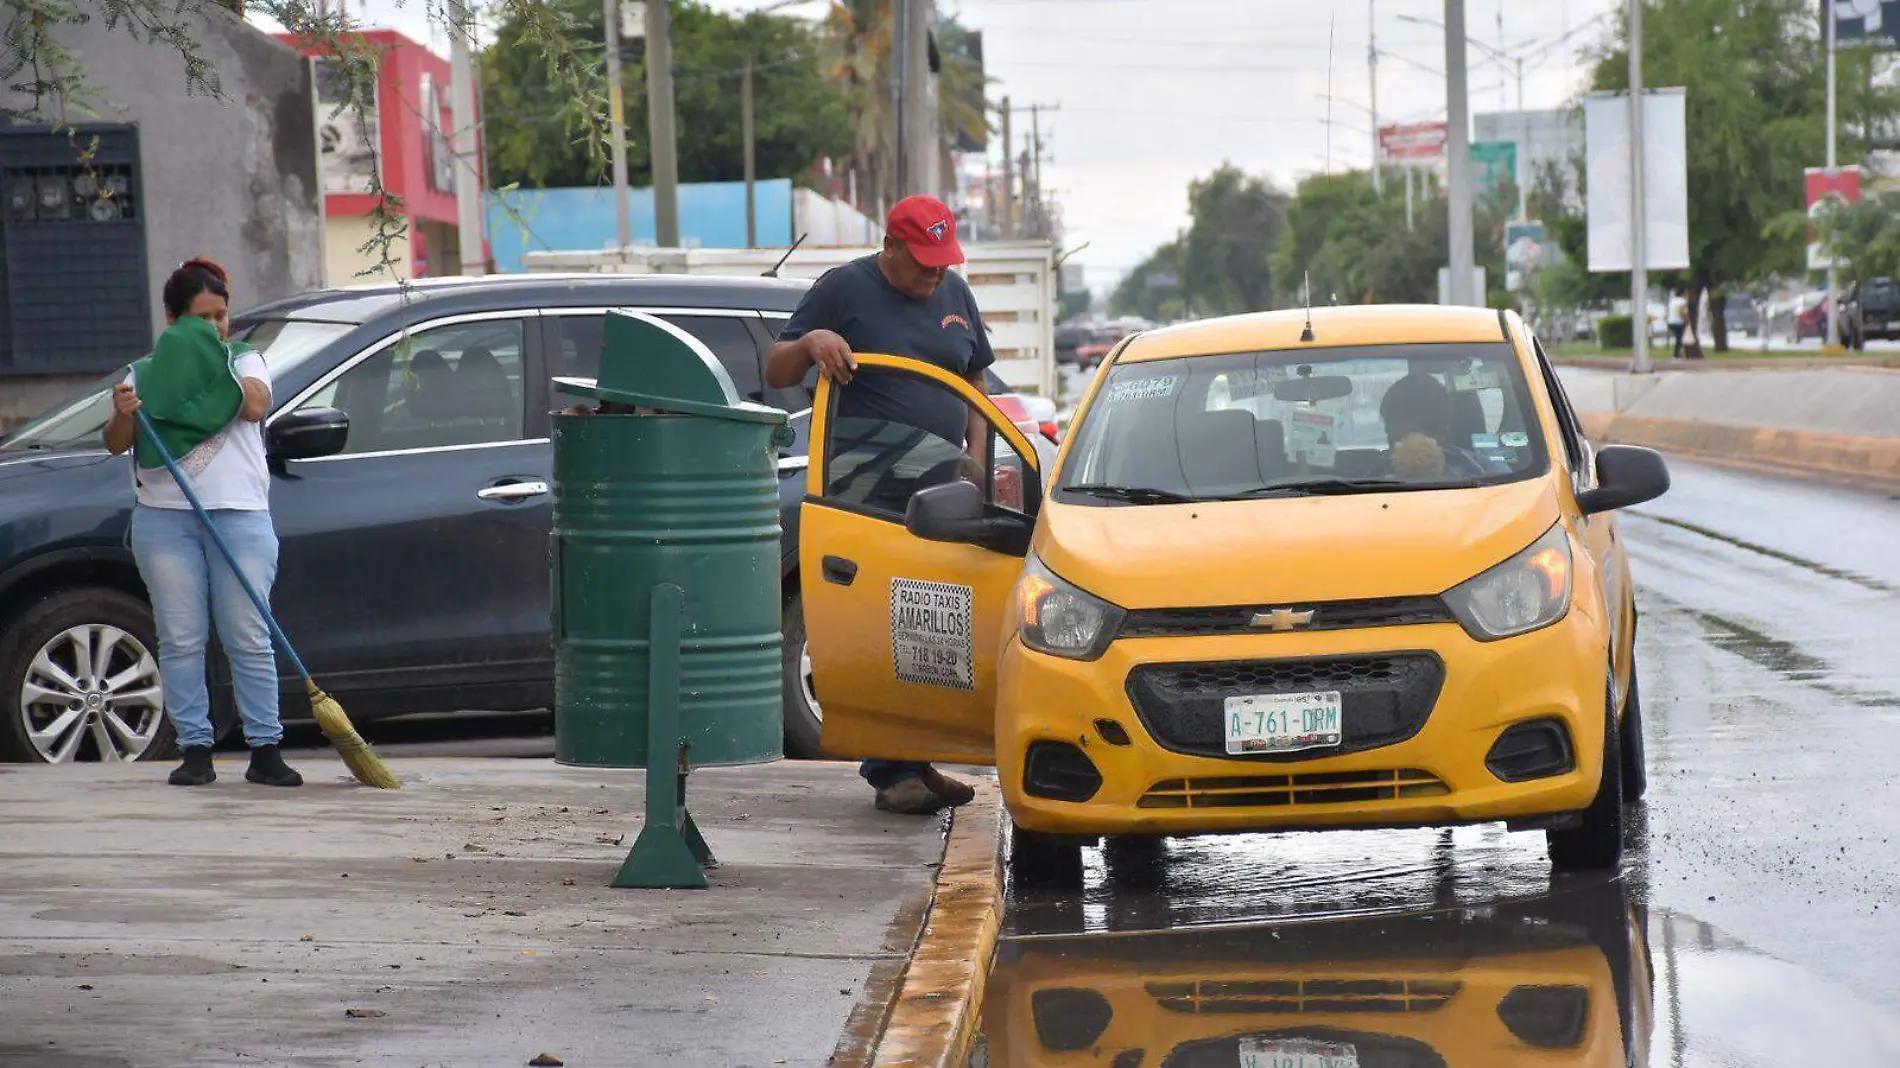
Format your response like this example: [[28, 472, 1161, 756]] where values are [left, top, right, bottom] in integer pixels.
[[103, 259, 301, 787]]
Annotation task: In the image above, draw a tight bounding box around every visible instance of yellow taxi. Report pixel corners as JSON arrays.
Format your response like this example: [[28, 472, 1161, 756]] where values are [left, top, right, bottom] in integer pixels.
[[798, 305, 1668, 877], [980, 881, 1652, 1067]]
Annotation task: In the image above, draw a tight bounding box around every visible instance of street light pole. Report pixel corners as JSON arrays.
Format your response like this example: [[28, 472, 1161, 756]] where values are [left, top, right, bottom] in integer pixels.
[[1370, 0, 1382, 193], [1445, 0, 1475, 306], [1826, 0, 1841, 350], [603, 0, 631, 251], [1630, 0, 1650, 373], [445, 0, 486, 275], [645, 0, 680, 248]]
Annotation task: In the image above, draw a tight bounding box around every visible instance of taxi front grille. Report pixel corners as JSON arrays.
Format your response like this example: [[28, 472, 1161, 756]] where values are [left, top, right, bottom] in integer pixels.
[[1126, 654, 1446, 761], [1120, 597, 1453, 638], [1137, 768, 1450, 809], [1147, 978, 1462, 1015]]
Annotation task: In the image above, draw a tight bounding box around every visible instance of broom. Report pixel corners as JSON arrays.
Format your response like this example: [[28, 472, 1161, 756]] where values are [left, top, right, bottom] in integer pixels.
[[135, 410, 401, 789]]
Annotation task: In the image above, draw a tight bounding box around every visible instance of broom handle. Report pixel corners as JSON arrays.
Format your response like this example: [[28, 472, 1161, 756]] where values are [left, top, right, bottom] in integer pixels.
[[134, 410, 314, 684]]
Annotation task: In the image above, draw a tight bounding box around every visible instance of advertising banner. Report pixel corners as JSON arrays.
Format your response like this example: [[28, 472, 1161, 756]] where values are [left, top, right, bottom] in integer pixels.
[[1584, 89, 1690, 272], [1806, 166, 1864, 270]]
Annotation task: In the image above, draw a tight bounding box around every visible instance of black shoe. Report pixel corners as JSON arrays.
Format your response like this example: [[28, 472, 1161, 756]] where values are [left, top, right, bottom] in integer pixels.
[[245, 744, 304, 787], [169, 745, 217, 787]]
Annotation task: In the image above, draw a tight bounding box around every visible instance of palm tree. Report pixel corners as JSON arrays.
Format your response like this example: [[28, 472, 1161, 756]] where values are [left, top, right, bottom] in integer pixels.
[[823, 0, 895, 214]]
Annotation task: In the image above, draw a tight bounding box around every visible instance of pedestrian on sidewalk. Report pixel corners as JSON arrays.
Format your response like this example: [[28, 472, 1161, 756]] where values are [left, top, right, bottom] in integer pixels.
[[764, 195, 987, 817], [1668, 289, 1689, 361], [103, 259, 301, 788]]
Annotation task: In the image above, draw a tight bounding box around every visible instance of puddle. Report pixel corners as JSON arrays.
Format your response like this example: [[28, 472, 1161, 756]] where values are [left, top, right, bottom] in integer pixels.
[[973, 878, 1900, 1067], [1627, 510, 1897, 594]]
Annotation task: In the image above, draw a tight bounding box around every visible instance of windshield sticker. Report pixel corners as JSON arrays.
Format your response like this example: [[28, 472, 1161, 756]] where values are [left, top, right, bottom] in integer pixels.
[[1289, 409, 1337, 466], [1451, 369, 1501, 391], [890, 579, 975, 690], [1500, 431, 1530, 447], [1104, 375, 1178, 403], [1471, 433, 1500, 450]]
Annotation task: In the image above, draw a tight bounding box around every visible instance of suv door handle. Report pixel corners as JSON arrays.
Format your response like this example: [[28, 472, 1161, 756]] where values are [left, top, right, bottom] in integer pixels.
[[822, 556, 859, 586], [477, 480, 550, 502]]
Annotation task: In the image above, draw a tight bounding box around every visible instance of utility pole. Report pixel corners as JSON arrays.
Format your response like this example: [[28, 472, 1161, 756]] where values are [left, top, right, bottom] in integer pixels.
[[1405, 163, 1414, 230], [1370, 0, 1382, 193], [1629, 0, 1650, 372], [603, 0, 631, 250], [1445, 0, 1474, 305], [891, 0, 908, 201], [645, 0, 680, 247], [742, 57, 756, 248], [1826, 0, 1841, 350], [445, 0, 485, 275], [903, 0, 935, 196], [998, 95, 1014, 238]]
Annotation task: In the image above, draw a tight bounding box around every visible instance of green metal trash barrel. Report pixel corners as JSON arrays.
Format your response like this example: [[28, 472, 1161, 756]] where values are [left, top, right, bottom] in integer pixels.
[[551, 310, 790, 770]]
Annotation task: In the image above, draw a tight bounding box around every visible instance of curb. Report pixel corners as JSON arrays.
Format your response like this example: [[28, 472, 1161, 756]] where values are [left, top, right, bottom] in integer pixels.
[[843, 781, 1005, 1068], [1554, 354, 1900, 372], [1581, 411, 1900, 490]]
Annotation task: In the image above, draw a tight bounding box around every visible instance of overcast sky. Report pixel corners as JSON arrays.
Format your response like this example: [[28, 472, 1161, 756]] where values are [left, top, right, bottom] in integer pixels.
[[279, 0, 1623, 291]]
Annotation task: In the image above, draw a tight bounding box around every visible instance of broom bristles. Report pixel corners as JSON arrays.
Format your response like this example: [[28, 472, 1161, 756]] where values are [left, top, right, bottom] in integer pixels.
[[307, 680, 402, 790]]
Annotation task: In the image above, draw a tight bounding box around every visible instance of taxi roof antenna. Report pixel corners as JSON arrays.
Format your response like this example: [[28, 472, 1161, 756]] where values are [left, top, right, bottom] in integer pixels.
[[763, 233, 809, 278], [1300, 271, 1316, 343]]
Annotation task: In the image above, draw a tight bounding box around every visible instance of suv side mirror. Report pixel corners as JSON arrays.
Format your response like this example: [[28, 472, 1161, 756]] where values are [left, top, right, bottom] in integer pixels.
[[1578, 444, 1670, 515], [267, 407, 349, 461], [906, 481, 1032, 556]]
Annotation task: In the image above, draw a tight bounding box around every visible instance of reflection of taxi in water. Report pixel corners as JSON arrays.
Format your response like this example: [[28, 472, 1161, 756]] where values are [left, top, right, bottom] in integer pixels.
[[798, 306, 1668, 876], [982, 884, 1652, 1068]]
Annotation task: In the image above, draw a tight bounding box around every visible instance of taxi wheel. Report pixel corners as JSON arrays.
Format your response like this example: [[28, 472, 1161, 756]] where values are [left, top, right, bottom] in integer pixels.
[[780, 587, 823, 759], [1009, 822, 1084, 889], [1546, 692, 1625, 872], [1620, 669, 1648, 803]]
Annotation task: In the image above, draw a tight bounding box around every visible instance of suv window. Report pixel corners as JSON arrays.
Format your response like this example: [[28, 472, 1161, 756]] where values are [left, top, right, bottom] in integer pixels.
[[294, 318, 526, 455], [555, 313, 764, 403]]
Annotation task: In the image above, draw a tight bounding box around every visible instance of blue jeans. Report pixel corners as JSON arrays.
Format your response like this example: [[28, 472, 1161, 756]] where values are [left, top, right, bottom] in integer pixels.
[[130, 506, 282, 749], [861, 760, 931, 790]]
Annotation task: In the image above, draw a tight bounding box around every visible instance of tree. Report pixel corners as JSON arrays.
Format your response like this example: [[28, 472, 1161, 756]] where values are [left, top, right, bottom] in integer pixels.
[[1111, 238, 1185, 321], [1584, 0, 1900, 350], [1180, 164, 1287, 315], [483, 0, 852, 190]]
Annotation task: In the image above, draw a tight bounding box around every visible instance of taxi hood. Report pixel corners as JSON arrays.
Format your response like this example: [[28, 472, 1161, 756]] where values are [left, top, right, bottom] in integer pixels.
[[1036, 477, 1564, 609]]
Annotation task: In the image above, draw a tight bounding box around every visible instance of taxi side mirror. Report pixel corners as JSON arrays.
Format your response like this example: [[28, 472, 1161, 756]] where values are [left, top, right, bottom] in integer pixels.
[[1578, 445, 1670, 515], [906, 481, 1031, 556]]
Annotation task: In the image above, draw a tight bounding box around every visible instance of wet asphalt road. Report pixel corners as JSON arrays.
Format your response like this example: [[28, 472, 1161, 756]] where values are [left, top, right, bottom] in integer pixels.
[[982, 459, 1900, 1066]]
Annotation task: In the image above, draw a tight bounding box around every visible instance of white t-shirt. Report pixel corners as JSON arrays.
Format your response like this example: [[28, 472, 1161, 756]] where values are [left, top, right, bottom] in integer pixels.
[[1667, 296, 1688, 326], [124, 351, 272, 511]]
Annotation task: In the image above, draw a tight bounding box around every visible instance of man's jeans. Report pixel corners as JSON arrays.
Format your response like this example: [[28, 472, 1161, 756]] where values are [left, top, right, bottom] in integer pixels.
[[861, 760, 931, 790], [129, 505, 282, 749]]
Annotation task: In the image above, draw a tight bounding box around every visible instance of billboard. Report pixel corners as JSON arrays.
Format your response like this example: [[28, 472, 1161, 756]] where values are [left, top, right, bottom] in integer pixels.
[[1505, 220, 1550, 292], [314, 58, 381, 196], [1584, 89, 1690, 273], [1826, 0, 1900, 44], [1379, 122, 1448, 162], [1806, 166, 1864, 269], [1472, 141, 1518, 199]]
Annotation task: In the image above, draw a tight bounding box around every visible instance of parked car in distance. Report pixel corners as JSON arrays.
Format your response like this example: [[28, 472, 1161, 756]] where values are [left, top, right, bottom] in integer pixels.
[[0, 272, 1054, 765]]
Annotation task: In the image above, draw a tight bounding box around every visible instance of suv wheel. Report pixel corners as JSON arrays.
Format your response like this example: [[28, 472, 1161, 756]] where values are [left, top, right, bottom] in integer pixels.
[[1547, 689, 1625, 872], [0, 588, 172, 763], [781, 587, 824, 758]]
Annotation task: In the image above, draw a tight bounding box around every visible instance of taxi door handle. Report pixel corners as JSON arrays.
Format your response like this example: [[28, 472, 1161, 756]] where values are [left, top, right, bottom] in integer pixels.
[[822, 556, 858, 586]]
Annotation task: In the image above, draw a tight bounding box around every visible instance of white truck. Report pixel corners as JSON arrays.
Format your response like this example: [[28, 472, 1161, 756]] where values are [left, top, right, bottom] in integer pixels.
[[520, 241, 1061, 400]]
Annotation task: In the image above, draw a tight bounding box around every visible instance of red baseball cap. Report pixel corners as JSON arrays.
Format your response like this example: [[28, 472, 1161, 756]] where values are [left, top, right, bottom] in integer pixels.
[[886, 195, 965, 268]]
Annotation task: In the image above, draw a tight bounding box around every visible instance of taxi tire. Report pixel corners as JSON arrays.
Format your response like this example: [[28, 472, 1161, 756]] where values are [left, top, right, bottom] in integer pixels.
[[1008, 822, 1084, 889], [1546, 692, 1625, 872], [1620, 669, 1648, 803], [780, 587, 823, 759]]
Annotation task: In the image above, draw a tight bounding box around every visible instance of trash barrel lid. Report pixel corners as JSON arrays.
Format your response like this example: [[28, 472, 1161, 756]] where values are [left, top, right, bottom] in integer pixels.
[[553, 309, 788, 426]]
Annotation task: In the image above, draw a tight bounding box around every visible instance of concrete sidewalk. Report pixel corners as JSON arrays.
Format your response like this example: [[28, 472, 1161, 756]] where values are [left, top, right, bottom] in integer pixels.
[[0, 757, 954, 1068]]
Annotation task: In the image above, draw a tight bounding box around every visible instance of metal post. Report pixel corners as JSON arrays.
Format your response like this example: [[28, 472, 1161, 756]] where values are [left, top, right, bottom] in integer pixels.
[[603, 0, 631, 251], [742, 57, 757, 248], [1031, 103, 1043, 201], [1370, 0, 1382, 193], [446, 0, 486, 275], [614, 583, 708, 889], [1405, 163, 1414, 231], [999, 95, 1014, 238], [1630, 0, 1650, 372], [1826, 0, 1841, 349], [1517, 56, 1528, 220], [907, 0, 936, 196], [646, 0, 680, 248], [891, 0, 908, 198], [1445, 0, 1475, 305]]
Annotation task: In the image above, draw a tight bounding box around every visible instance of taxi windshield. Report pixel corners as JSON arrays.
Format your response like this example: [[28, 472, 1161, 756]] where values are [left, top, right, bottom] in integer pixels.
[[1057, 342, 1549, 504]]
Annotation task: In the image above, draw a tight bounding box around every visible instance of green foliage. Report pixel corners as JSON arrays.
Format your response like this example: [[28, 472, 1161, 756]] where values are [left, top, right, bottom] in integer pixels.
[[483, 0, 852, 190], [1058, 285, 1091, 322], [1598, 314, 1634, 349], [1110, 238, 1184, 320], [1774, 190, 1900, 286]]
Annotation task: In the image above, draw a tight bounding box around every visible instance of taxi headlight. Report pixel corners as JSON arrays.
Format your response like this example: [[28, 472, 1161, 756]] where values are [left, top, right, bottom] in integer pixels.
[[1018, 555, 1125, 660], [1445, 524, 1574, 641]]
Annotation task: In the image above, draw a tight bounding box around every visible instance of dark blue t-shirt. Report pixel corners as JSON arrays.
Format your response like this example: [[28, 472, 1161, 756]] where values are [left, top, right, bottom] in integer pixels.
[[778, 255, 995, 446]]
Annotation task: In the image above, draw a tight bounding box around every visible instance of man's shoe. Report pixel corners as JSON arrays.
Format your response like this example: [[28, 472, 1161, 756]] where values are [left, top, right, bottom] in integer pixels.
[[917, 765, 976, 808], [245, 745, 304, 787], [168, 745, 217, 787], [874, 777, 944, 815]]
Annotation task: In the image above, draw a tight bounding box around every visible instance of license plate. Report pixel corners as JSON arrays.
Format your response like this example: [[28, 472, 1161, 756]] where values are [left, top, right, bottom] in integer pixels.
[[1224, 691, 1343, 755], [1240, 1038, 1360, 1068]]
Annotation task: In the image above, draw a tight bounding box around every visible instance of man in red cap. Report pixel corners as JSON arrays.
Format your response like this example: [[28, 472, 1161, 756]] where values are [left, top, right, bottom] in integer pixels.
[[766, 194, 993, 816]]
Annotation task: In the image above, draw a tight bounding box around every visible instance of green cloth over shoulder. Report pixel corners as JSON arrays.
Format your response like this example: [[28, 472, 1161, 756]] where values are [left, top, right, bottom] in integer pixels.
[[131, 316, 256, 471]]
